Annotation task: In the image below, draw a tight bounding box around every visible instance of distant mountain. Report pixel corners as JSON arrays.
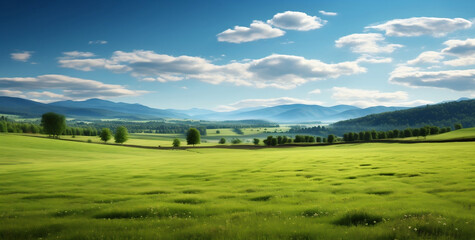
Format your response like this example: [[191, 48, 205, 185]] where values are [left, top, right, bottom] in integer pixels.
[[166, 108, 217, 116], [50, 98, 188, 119], [0, 96, 188, 120], [331, 99, 475, 132], [193, 104, 406, 123], [0, 96, 425, 123]]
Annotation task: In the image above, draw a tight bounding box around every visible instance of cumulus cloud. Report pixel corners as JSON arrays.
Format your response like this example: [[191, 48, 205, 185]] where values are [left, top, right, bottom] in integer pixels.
[[62, 51, 95, 58], [11, 51, 33, 62], [366, 17, 472, 37], [335, 33, 403, 53], [308, 89, 321, 94], [0, 74, 148, 100], [89, 40, 107, 45], [59, 58, 129, 72], [331, 87, 432, 108], [440, 38, 475, 66], [407, 51, 444, 65], [356, 54, 392, 63], [217, 21, 285, 43], [59, 50, 367, 89], [389, 66, 475, 91], [319, 10, 337, 16], [267, 11, 326, 31], [215, 97, 324, 112]]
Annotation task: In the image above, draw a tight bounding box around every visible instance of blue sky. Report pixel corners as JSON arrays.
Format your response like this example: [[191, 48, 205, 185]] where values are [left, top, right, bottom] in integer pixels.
[[1, 0, 475, 110]]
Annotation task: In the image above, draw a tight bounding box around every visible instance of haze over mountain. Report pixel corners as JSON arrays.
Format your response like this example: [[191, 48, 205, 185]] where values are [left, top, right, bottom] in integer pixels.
[[0, 96, 419, 123]]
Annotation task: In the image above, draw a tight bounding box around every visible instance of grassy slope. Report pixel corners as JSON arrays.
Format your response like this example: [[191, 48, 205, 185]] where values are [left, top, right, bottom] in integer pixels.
[[0, 134, 474, 239], [403, 127, 475, 141]]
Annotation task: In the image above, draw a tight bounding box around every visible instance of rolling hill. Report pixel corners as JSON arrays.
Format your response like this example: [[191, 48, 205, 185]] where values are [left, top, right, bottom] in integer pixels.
[[195, 104, 407, 123], [331, 99, 475, 132], [0, 96, 420, 122], [0, 97, 187, 120]]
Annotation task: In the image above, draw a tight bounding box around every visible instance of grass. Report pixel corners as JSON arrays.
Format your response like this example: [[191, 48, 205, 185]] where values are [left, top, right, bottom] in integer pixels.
[[0, 133, 474, 239]]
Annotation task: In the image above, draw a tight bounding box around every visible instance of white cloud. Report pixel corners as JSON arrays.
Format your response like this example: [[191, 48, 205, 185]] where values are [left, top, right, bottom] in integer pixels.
[[58, 58, 129, 72], [331, 87, 432, 108], [0, 89, 24, 97], [59, 50, 367, 89], [442, 38, 475, 57], [62, 51, 95, 58], [366, 17, 472, 37], [0, 74, 148, 100], [267, 11, 326, 31], [89, 40, 107, 45], [443, 57, 475, 66], [335, 33, 403, 53], [389, 66, 475, 91], [11, 51, 33, 62], [440, 38, 475, 66], [217, 21, 285, 43], [407, 51, 444, 65], [215, 97, 324, 112], [356, 54, 392, 63], [319, 10, 337, 16], [309, 89, 321, 94]]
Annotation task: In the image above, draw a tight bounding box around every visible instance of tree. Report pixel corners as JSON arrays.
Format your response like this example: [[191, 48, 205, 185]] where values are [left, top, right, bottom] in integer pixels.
[[173, 138, 181, 147], [253, 138, 260, 145], [277, 136, 283, 144], [264, 136, 273, 146], [271, 137, 278, 146], [316, 137, 322, 143], [216, 130, 220, 134], [114, 126, 129, 144], [454, 123, 463, 130], [419, 127, 428, 139], [364, 131, 372, 141], [186, 128, 201, 146], [327, 134, 336, 144], [100, 128, 112, 143], [0, 122, 6, 133], [231, 138, 242, 144], [219, 138, 226, 144], [282, 136, 288, 144], [308, 136, 316, 143], [404, 128, 413, 138], [41, 112, 66, 138]]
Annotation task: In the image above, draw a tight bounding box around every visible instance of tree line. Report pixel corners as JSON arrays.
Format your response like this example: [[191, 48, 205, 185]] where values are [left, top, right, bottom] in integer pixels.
[[331, 100, 474, 133], [0, 115, 97, 136], [341, 125, 458, 142]]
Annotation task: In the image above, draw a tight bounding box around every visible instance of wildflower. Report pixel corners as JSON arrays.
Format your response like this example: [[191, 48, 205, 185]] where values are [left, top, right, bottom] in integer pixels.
[[408, 226, 411, 229], [414, 228, 417, 231]]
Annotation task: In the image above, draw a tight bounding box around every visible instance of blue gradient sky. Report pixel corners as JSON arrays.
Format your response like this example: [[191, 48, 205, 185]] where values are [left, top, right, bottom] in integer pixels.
[[1, 0, 474, 110]]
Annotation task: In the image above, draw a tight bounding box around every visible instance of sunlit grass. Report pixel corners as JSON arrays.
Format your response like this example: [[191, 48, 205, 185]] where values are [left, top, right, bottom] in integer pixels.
[[0, 133, 473, 239]]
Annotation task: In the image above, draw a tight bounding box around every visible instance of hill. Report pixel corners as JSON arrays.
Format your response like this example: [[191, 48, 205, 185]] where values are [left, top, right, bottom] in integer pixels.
[[195, 104, 406, 123], [1, 96, 410, 122], [0, 96, 188, 120], [331, 99, 475, 132]]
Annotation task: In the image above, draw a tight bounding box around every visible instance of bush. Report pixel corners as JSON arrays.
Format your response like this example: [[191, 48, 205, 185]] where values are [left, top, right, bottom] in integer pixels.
[[219, 138, 226, 144], [231, 138, 241, 144], [100, 128, 112, 143], [253, 138, 260, 145], [114, 126, 129, 144], [172, 138, 180, 147]]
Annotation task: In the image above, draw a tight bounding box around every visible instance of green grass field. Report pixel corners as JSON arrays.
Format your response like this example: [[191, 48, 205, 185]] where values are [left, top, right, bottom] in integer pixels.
[[0, 133, 474, 239]]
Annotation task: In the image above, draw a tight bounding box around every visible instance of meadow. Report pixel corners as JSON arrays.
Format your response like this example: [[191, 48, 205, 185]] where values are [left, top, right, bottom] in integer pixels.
[[0, 133, 474, 239]]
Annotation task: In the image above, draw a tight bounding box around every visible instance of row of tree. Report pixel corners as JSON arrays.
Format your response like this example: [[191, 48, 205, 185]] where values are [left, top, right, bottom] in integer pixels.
[[0, 115, 98, 137], [99, 126, 129, 144], [341, 125, 457, 142]]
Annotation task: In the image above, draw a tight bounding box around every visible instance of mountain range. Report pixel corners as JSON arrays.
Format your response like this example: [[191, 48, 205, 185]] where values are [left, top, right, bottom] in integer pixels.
[[0, 96, 452, 123]]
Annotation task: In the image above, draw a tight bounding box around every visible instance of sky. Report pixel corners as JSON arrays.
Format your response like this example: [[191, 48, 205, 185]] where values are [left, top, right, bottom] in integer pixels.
[[1, 0, 475, 111]]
